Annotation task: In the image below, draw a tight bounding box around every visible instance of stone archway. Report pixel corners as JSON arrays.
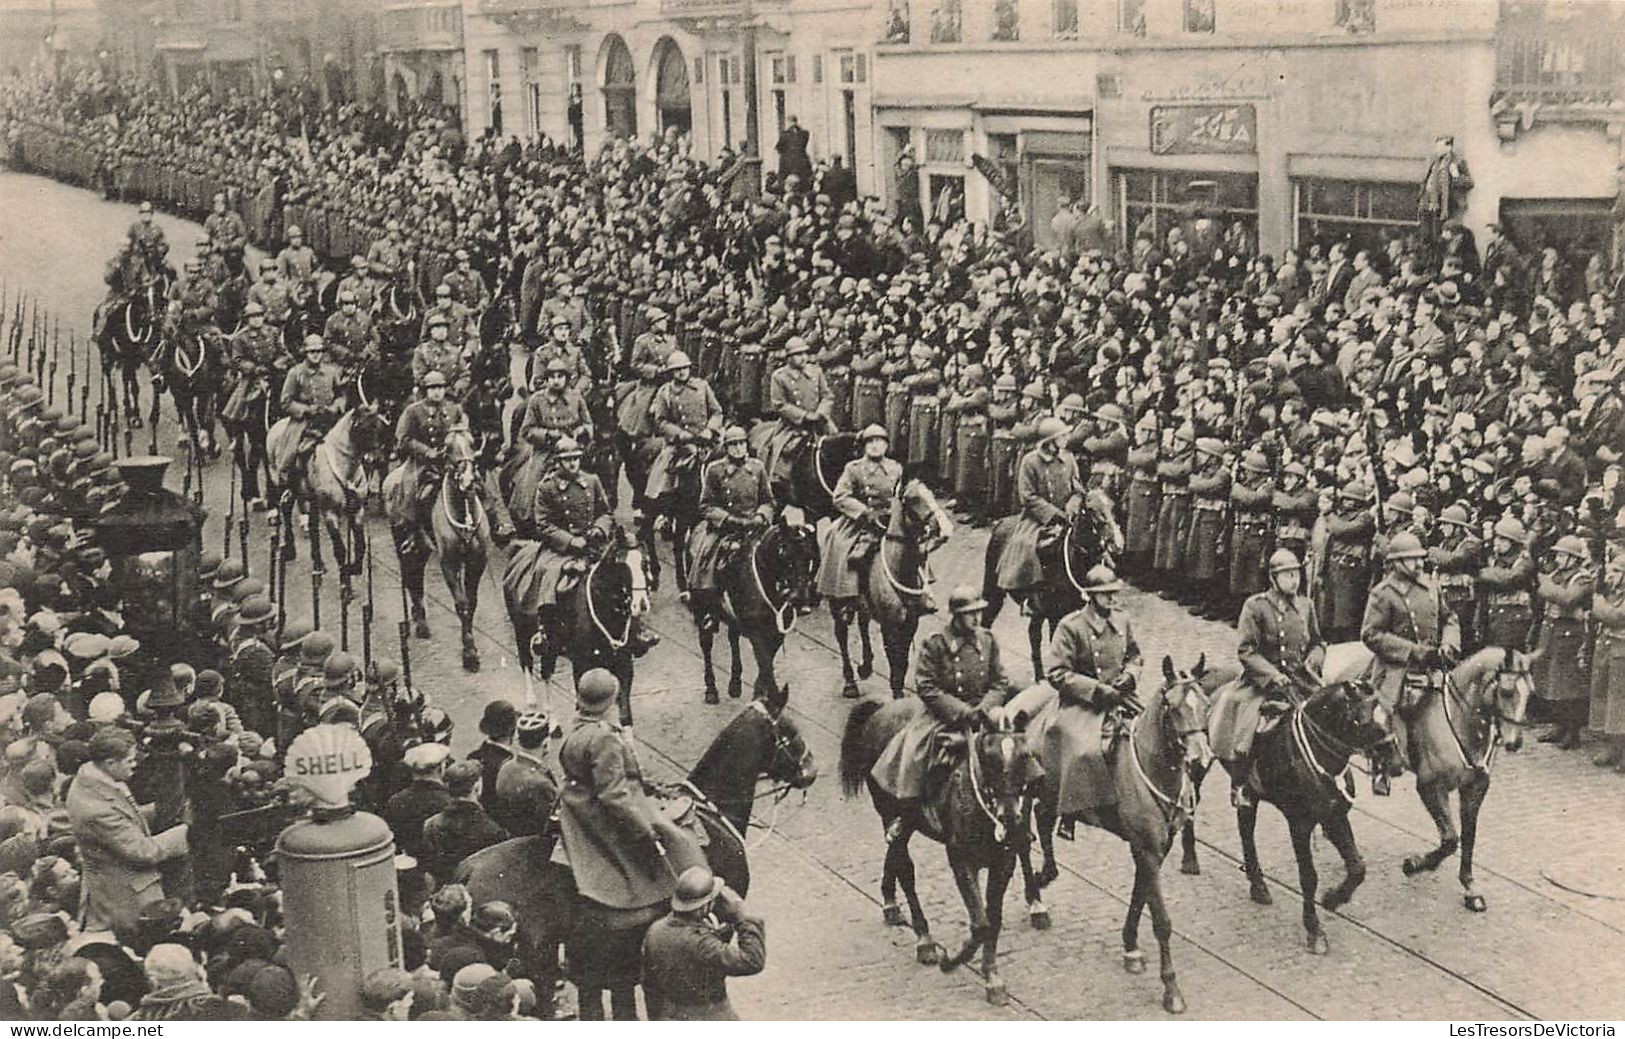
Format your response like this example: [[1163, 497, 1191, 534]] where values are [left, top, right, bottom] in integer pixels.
[[392, 71, 410, 113], [652, 37, 691, 136], [600, 34, 636, 140]]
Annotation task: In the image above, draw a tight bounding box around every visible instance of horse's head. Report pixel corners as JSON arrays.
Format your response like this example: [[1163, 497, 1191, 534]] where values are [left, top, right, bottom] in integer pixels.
[[1461, 646, 1537, 753], [1310, 678, 1403, 775], [970, 709, 1035, 843], [893, 467, 952, 550], [445, 426, 480, 494], [606, 523, 651, 618], [758, 694, 818, 790], [1158, 654, 1214, 774], [765, 513, 821, 611]]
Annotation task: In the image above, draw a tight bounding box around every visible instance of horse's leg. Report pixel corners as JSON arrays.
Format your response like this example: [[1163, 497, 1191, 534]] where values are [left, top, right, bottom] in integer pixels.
[[939, 852, 990, 979], [609, 988, 638, 1022], [1179, 820, 1201, 876], [978, 851, 1015, 1005], [1318, 808, 1367, 911], [1238, 803, 1272, 905], [748, 630, 780, 703], [451, 548, 483, 673], [1027, 614, 1046, 685], [855, 599, 875, 680], [888, 831, 937, 964], [1458, 772, 1490, 912], [1017, 817, 1049, 929], [392, 523, 429, 638], [672, 516, 689, 594], [833, 601, 860, 699], [696, 609, 721, 704], [1122, 846, 1149, 974], [1032, 795, 1060, 888], [727, 620, 745, 701], [125, 364, 141, 429], [576, 986, 606, 1022], [1135, 847, 1186, 1014], [612, 654, 634, 729], [1288, 815, 1329, 954], [884, 620, 912, 699], [1403, 778, 1461, 876]]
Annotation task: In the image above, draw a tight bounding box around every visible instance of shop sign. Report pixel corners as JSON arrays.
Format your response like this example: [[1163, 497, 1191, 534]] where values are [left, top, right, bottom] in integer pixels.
[[286, 724, 373, 808], [1149, 104, 1257, 155]]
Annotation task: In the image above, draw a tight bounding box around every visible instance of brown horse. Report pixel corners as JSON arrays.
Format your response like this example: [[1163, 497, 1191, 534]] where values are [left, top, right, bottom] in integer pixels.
[[393, 427, 490, 672], [271, 377, 390, 575], [1010, 656, 1213, 1014], [839, 701, 1038, 1006]]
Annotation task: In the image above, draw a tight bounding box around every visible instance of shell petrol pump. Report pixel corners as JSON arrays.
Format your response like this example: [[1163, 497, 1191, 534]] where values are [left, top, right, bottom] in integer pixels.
[[276, 723, 402, 1019]]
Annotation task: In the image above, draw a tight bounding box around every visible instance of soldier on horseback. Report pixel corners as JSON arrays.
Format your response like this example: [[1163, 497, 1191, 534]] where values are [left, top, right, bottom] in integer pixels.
[[816, 424, 904, 604], [225, 301, 283, 509], [755, 336, 835, 486], [95, 222, 168, 340], [426, 281, 476, 354], [413, 312, 468, 398], [444, 249, 490, 313], [530, 436, 615, 631], [127, 200, 166, 257], [512, 357, 594, 537], [337, 257, 379, 316], [273, 334, 344, 491], [870, 587, 1016, 844], [530, 312, 590, 386], [323, 290, 378, 372], [390, 369, 465, 536], [994, 417, 1082, 610], [645, 351, 723, 502], [1045, 565, 1141, 839], [1361, 531, 1461, 794], [688, 426, 774, 606], [246, 259, 294, 334], [275, 225, 319, 313], [1209, 548, 1326, 807], [367, 219, 409, 285]]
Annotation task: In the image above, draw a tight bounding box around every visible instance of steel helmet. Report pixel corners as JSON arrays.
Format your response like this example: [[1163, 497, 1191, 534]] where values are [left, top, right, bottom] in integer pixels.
[[1241, 450, 1270, 474], [286, 225, 303, 238], [1059, 392, 1085, 412], [553, 437, 582, 459], [1037, 416, 1069, 441], [1383, 491, 1415, 515], [1438, 503, 1471, 528], [993, 373, 1018, 393], [665, 350, 692, 372], [421, 370, 448, 388], [1174, 422, 1197, 443], [948, 585, 988, 614], [549, 312, 572, 328], [1094, 402, 1126, 425], [1082, 565, 1124, 593], [783, 336, 811, 357], [721, 425, 748, 446], [1339, 480, 1371, 502], [578, 668, 619, 712], [322, 651, 359, 690], [1554, 534, 1588, 560], [671, 865, 723, 912], [1268, 548, 1302, 573], [1385, 532, 1427, 561], [243, 301, 265, 317], [860, 423, 889, 443], [544, 356, 572, 374], [1492, 515, 1528, 543]]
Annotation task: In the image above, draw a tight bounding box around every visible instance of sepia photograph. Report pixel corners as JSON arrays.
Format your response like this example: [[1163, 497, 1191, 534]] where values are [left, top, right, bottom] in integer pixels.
[[0, 0, 1621, 1022]]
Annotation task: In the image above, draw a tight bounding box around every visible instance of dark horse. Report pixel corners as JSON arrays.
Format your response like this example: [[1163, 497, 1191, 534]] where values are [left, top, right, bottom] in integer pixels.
[[760, 429, 860, 523], [458, 694, 817, 1020], [641, 437, 710, 595], [504, 524, 654, 728], [1186, 666, 1403, 953], [981, 491, 1122, 682], [1008, 656, 1213, 1013], [685, 515, 821, 704], [391, 427, 490, 673], [150, 325, 223, 458], [96, 277, 165, 430], [840, 702, 1036, 1005], [832, 471, 952, 700]]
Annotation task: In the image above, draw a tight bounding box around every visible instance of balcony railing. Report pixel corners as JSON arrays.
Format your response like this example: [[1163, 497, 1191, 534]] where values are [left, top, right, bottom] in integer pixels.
[[660, 0, 751, 18], [1496, 28, 1623, 103], [379, 4, 463, 52]]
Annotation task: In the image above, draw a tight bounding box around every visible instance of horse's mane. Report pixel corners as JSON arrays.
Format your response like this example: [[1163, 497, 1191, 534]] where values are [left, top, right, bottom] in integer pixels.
[[1452, 645, 1517, 686], [687, 704, 763, 788]]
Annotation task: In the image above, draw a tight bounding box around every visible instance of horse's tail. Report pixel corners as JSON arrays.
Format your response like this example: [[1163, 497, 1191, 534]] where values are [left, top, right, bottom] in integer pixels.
[[839, 699, 887, 799]]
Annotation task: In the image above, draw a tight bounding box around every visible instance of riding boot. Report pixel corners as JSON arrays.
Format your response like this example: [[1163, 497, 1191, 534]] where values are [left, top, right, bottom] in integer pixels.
[[1230, 752, 1256, 807], [626, 617, 661, 656]]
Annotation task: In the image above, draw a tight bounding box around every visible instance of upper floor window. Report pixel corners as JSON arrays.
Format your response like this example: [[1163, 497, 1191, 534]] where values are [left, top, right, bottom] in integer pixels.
[[930, 0, 962, 43], [992, 0, 1019, 40], [1054, 0, 1079, 38], [769, 53, 797, 84], [1119, 0, 1146, 36], [1336, 0, 1375, 34], [882, 0, 910, 43], [1184, 0, 1215, 33], [838, 51, 868, 84]]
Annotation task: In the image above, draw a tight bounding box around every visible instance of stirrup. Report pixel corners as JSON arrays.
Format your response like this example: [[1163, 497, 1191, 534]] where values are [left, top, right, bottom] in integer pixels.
[[1371, 771, 1391, 797]]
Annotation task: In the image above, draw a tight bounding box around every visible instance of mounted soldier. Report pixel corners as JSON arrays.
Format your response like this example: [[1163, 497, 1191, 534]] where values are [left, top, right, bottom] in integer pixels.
[[336, 256, 379, 316], [993, 417, 1081, 609], [412, 312, 468, 398], [224, 300, 282, 509], [425, 281, 476, 353], [386, 369, 466, 535], [528, 436, 615, 636], [444, 249, 491, 313], [1043, 565, 1141, 839], [645, 350, 723, 501], [323, 289, 379, 372], [688, 426, 775, 599], [271, 334, 344, 490], [128, 200, 167, 258], [815, 424, 903, 602], [751, 336, 835, 490], [204, 192, 248, 276], [530, 312, 591, 387], [1209, 549, 1325, 807], [275, 224, 319, 313], [366, 219, 410, 287], [869, 587, 1016, 844], [245, 259, 294, 333], [1360, 531, 1460, 793], [512, 357, 595, 537]]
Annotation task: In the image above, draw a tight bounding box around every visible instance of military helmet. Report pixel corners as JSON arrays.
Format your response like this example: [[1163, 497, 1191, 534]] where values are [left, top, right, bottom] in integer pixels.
[[323, 651, 360, 690], [279, 617, 315, 652], [549, 312, 572, 328], [671, 865, 723, 912], [303, 334, 325, 352], [286, 225, 303, 238], [1241, 450, 1270, 474], [721, 425, 748, 446], [1339, 480, 1371, 502], [994, 373, 1018, 393], [1438, 503, 1471, 528], [236, 595, 276, 626], [544, 357, 572, 375], [213, 558, 246, 590], [1384, 491, 1415, 515], [1059, 392, 1085, 412], [1081, 565, 1124, 594], [665, 350, 693, 372], [339, 289, 357, 303], [1268, 548, 1302, 574], [1385, 532, 1427, 561], [300, 630, 337, 665], [948, 585, 988, 614], [578, 668, 619, 712], [1492, 515, 1528, 544], [422, 369, 448, 388], [1095, 403, 1126, 425], [554, 437, 583, 459], [1554, 534, 1588, 560], [1037, 416, 1069, 441], [243, 301, 265, 317], [783, 336, 811, 358], [859, 423, 889, 443]]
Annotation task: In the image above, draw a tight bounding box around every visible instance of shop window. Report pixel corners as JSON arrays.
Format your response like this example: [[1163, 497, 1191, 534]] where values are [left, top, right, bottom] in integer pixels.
[[924, 128, 965, 163], [1295, 178, 1417, 254], [883, 0, 910, 43], [1336, 0, 1375, 34], [930, 0, 962, 43], [1116, 169, 1257, 249], [812, 55, 822, 83], [1183, 0, 1215, 33], [1119, 0, 1146, 36], [992, 0, 1019, 41], [1054, 0, 1079, 38], [1499, 198, 1615, 265], [929, 174, 965, 223]]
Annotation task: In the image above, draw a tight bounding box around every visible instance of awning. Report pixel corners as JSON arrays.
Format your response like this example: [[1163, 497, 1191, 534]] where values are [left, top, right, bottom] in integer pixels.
[[873, 91, 1091, 116], [1105, 146, 1257, 174], [1287, 152, 1428, 183]]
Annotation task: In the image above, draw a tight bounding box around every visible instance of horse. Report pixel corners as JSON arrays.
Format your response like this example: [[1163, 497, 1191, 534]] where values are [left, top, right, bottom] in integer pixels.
[[96, 278, 163, 429], [839, 701, 1037, 1005], [981, 494, 1122, 683], [392, 427, 490, 673], [504, 523, 654, 728], [832, 471, 953, 700], [1184, 665, 1403, 954], [640, 437, 710, 594], [458, 694, 817, 1020], [761, 430, 859, 523], [269, 373, 390, 574], [1318, 643, 1537, 913], [685, 515, 821, 704], [150, 326, 223, 459], [220, 364, 279, 510], [1008, 656, 1212, 1013]]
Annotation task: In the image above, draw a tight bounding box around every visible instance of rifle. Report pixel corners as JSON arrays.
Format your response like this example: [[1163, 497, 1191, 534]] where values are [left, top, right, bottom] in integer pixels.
[[238, 484, 250, 571], [309, 519, 323, 630], [66, 329, 78, 420], [47, 317, 59, 408], [397, 552, 414, 698], [361, 524, 374, 674], [25, 295, 38, 373], [225, 460, 237, 560]]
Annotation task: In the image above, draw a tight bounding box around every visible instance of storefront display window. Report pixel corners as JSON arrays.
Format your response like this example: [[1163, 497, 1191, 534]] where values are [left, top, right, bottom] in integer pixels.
[[1116, 169, 1256, 249], [1295, 177, 1416, 253]]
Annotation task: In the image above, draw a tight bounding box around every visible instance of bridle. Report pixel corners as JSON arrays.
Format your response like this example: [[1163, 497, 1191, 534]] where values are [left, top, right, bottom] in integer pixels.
[[1292, 683, 1393, 804], [1128, 677, 1205, 827], [879, 482, 943, 598], [965, 725, 1027, 845], [1439, 663, 1529, 773], [750, 527, 807, 636]]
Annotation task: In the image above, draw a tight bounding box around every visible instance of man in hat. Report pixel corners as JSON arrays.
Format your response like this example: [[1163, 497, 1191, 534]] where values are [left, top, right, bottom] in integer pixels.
[[556, 669, 704, 923], [619, 304, 680, 443], [529, 313, 590, 390], [816, 424, 907, 612], [66, 726, 189, 938], [226, 594, 277, 737], [413, 312, 468, 396], [688, 426, 776, 618], [282, 629, 335, 747], [1211, 549, 1325, 808], [1229, 450, 1276, 613], [225, 301, 283, 509], [468, 700, 518, 819], [1123, 410, 1162, 584], [1476, 515, 1535, 652], [1080, 403, 1129, 500], [426, 281, 476, 353], [1320, 480, 1375, 642], [385, 742, 453, 861], [367, 219, 408, 284], [421, 760, 508, 885], [1045, 565, 1141, 838], [993, 417, 1082, 609], [871, 586, 1015, 843], [1532, 534, 1595, 749], [336, 257, 378, 315], [128, 200, 166, 258], [1152, 422, 1197, 594], [644, 350, 723, 502], [204, 192, 248, 273], [1431, 503, 1484, 654], [756, 335, 835, 485], [444, 249, 490, 314], [273, 335, 343, 488], [493, 711, 558, 837], [1418, 134, 1472, 246], [641, 864, 766, 1021], [245, 260, 294, 330], [322, 290, 379, 372], [1186, 437, 1234, 618], [276, 225, 318, 310], [387, 368, 466, 534], [1361, 531, 1461, 791]]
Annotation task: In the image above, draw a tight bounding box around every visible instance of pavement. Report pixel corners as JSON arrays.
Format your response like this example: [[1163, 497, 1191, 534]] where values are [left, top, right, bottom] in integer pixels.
[[2, 167, 1623, 1020]]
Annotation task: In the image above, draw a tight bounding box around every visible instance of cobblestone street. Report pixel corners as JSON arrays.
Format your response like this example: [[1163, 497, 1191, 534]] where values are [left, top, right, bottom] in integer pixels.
[[4, 168, 1623, 1020]]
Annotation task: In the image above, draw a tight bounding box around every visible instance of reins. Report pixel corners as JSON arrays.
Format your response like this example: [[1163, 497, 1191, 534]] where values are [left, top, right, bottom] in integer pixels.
[[750, 536, 800, 636], [584, 555, 633, 650]]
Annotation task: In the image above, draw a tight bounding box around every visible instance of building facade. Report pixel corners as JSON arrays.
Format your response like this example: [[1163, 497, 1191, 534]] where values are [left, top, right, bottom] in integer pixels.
[[380, 1, 464, 113], [871, 0, 1625, 261], [459, 0, 880, 192], [0, 0, 103, 80]]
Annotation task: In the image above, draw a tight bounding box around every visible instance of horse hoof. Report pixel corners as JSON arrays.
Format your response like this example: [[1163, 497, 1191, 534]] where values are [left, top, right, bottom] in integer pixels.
[[1180, 857, 1201, 876], [882, 904, 904, 927], [414, 621, 431, 640], [985, 980, 1008, 1006], [1249, 884, 1273, 906], [1163, 987, 1187, 1015], [1123, 950, 1146, 975], [1401, 855, 1427, 876], [857, 659, 874, 680], [1321, 888, 1351, 911], [842, 683, 860, 699], [727, 682, 743, 700], [704, 688, 720, 705], [915, 940, 939, 966], [1464, 893, 1488, 913], [1307, 932, 1329, 955], [463, 653, 481, 674], [1028, 905, 1051, 930]]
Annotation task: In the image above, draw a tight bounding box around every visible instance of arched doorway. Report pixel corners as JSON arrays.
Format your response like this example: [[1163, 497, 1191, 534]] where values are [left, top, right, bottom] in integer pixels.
[[427, 69, 444, 106], [601, 34, 637, 140], [653, 38, 691, 135], [392, 72, 410, 114]]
